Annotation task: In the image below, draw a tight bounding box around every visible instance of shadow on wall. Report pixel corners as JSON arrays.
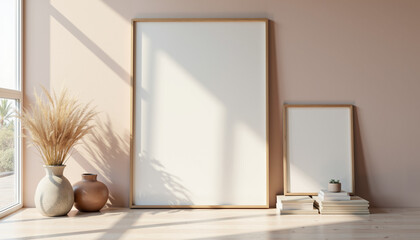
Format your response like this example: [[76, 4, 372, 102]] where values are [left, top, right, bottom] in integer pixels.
[[73, 116, 130, 207], [135, 152, 193, 206], [353, 106, 372, 204], [73, 116, 192, 207], [268, 20, 283, 207]]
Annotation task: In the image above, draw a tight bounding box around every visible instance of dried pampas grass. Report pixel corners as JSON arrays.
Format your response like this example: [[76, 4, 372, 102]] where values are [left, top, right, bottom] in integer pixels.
[[19, 88, 97, 166]]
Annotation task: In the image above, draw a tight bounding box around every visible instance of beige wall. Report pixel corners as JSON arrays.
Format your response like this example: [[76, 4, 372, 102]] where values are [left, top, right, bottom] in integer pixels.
[[24, 0, 420, 208]]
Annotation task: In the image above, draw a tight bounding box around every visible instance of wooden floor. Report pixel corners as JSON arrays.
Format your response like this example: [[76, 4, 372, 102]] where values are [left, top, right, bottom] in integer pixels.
[[1, 208, 420, 239]]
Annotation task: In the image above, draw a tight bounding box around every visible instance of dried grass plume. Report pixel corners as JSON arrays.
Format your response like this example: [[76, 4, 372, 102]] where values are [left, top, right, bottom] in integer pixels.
[[19, 87, 97, 166]]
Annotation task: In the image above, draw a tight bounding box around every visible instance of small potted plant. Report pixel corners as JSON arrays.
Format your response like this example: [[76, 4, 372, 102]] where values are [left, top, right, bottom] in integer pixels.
[[328, 179, 341, 192]]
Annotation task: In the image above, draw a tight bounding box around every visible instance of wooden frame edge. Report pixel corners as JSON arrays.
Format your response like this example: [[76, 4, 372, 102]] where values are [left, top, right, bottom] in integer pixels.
[[349, 105, 355, 195], [283, 104, 355, 196], [265, 19, 269, 208], [129, 19, 136, 208], [131, 205, 269, 209], [130, 18, 270, 209], [283, 105, 289, 195], [132, 18, 268, 23]]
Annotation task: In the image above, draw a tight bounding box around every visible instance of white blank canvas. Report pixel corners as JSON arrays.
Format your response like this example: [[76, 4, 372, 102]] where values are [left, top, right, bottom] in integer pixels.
[[132, 20, 267, 207], [285, 106, 354, 194]]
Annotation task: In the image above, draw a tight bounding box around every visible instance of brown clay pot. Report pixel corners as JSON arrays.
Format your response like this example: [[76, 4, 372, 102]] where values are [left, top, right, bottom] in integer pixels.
[[73, 173, 109, 212]]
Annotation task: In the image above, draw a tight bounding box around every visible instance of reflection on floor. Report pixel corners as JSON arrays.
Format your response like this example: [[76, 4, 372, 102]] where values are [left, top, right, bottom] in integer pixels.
[[0, 174, 15, 209], [1, 208, 420, 239]]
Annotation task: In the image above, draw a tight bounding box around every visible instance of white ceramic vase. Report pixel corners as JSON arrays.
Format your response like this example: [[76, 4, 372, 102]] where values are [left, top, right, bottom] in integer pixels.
[[34, 165, 74, 217]]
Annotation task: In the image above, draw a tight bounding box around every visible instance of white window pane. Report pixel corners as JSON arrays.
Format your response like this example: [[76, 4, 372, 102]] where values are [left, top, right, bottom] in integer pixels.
[[0, 0, 19, 91], [0, 98, 19, 209]]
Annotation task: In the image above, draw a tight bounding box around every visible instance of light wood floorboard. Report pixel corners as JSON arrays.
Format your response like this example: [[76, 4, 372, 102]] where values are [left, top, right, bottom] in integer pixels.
[[1, 208, 420, 239]]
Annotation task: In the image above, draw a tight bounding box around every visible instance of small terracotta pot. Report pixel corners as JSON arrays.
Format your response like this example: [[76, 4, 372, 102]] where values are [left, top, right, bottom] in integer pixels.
[[73, 173, 109, 212], [328, 183, 341, 192]]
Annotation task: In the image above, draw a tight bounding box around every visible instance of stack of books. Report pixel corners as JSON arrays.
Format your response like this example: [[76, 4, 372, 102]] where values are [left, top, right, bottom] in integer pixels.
[[314, 191, 369, 215], [318, 189, 351, 201], [276, 195, 319, 215]]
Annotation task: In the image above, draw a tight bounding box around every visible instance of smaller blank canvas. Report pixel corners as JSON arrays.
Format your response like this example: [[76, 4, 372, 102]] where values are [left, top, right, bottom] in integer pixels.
[[284, 105, 354, 195]]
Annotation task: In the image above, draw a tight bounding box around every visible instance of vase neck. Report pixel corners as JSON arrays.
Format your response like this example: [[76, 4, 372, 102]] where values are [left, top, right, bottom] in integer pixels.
[[43, 165, 66, 176], [82, 173, 97, 181]]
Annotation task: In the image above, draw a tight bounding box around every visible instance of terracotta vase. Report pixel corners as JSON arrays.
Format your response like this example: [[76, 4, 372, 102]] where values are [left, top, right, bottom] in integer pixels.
[[73, 173, 109, 212], [34, 165, 74, 217]]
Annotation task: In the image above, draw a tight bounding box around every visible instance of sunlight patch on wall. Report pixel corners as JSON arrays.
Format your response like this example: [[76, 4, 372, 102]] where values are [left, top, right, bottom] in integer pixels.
[[50, 0, 130, 69], [229, 121, 266, 203], [137, 41, 226, 204]]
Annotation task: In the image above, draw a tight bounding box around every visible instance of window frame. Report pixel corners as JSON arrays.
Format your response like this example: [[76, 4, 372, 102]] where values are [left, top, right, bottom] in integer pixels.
[[0, 0, 23, 218]]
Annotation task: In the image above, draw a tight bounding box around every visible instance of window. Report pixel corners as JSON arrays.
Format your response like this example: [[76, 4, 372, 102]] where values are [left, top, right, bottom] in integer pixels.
[[0, 0, 22, 217]]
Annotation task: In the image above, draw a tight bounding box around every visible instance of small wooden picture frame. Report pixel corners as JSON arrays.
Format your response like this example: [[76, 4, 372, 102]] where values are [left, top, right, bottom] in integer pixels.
[[283, 104, 354, 196]]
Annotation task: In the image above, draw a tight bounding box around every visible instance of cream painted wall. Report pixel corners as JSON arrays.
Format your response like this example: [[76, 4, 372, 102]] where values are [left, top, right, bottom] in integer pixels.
[[24, 0, 420, 208]]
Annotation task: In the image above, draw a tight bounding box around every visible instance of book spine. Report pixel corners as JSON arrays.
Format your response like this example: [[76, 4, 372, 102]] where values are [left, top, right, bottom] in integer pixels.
[[319, 197, 351, 201], [319, 192, 349, 197]]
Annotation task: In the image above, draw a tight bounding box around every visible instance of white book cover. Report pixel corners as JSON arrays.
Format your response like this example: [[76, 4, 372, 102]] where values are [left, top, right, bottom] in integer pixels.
[[319, 205, 369, 210], [276, 195, 313, 203], [320, 208, 369, 212], [279, 202, 314, 207], [319, 190, 349, 196], [277, 202, 314, 208], [277, 202, 314, 210], [319, 195, 351, 201], [314, 196, 369, 206]]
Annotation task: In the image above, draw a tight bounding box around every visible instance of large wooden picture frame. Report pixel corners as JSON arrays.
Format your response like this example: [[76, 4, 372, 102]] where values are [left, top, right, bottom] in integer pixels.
[[130, 18, 269, 208], [283, 105, 355, 196]]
